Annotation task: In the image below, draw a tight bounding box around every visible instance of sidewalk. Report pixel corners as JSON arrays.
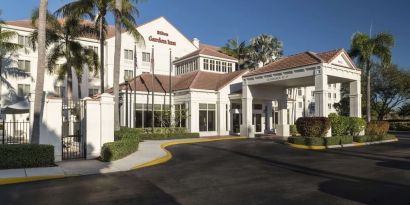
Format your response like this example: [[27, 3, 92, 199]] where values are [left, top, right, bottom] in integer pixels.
[[0, 136, 245, 185]]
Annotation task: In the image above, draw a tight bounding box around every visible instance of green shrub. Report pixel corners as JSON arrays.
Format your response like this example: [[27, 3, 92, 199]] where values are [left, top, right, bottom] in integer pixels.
[[353, 134, 397, 143], [340, 135, 353, 144], [114, 127, 144, 141], [328, 113, 350, 136], [295, 117, 331, 138], [141, 132, 200, 140], [100, 139, 139, 162], [290, 125, 298, 136], [325, 136, 341, 146], [365, 121, 390, 135], [287, 136, 325, 146], [390, 122, 410, 131], [347, 117, 366, 136], [0, 144, 54, 169]]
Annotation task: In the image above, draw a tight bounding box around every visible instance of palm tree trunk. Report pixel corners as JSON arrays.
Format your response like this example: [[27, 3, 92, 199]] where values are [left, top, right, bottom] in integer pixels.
[[367, 71, 371, 122], [31, 0, 48, 144], [113, 0, 122, 131], [99, 18, 105, 93]]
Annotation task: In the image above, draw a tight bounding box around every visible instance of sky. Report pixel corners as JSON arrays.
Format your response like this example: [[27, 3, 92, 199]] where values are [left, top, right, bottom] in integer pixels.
[[1, 0, 410, 69]]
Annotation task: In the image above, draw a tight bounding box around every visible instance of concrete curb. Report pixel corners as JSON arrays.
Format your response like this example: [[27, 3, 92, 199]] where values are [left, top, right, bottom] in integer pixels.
[[132, 136, 247, 169], [288, 138, 398, 150]]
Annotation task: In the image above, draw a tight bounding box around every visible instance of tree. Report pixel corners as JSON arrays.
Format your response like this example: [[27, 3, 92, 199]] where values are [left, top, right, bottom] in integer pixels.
[[55, 0, 144, 94], [333, 83, 350, 116], [398, 102, 410, 117], [349, 32, 394, 122], [371, 64, 410, 120], [31, 13, 99, 100], [248, 34, 283, 67], [113, 0, 122, 131], [31, 0, 48, 144], [220, 38, 249, 70]]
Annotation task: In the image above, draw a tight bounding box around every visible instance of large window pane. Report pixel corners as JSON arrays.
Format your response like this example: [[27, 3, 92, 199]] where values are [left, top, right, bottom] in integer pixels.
[[135, 110, 143, 128], [208, 110, 215, 131], [199, 111, 207, 131]]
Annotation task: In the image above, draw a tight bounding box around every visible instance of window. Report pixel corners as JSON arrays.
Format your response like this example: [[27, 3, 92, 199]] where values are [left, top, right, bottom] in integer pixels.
[[231, 103, 241, 109], [334, 93, 337, 99], [88, 88, 99, 97], [216, 61, 221, 72], [253, 104, 262, 110], [17, 84, 30, 97], [311, 91, 314, 97], [18, 60, 30, 72], [124, 70, 134, 81], [124, 49, 133, 60], [298, 88, 302, 96], [54, 86, 65, 97], [227, 63, 232, 72], [222, 62, 227, 72], [88, 46, 98, 54], [328, 93, 331, 99], [328, 103, 332, 109], [328, 84, 332, 89], [199, 104, 216, 131], [175, 104, 187, 128], [204, 59, 209, 70], [18, 35, 30, 47], [142, 52, 150, 62], [298, 102, 303, 108], [210, 60, 215, 71], [334, 84, 337, 88]]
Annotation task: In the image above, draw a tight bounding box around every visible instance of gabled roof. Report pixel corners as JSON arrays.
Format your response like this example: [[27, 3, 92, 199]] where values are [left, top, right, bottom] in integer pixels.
[[107, 70, 247, 95], [244, 48, 356, 77], [175, 47, 237, 63], [199, 43, 220, 51]]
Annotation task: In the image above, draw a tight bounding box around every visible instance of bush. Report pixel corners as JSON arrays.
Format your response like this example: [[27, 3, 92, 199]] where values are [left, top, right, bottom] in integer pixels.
[[141, 132, 200, 140], [365, 121, 389, 136], [390, 122, 410, 131], [288, 136, 325, 146], [100, 139, 139, 162], [324, 135, 353, 146], [114, 127, 144, 141], [0, 144, 54, 169], [347, 117, 366, 136], [328, 113, 350, 136], [353, 134, 397, 143], [290, 125, 298, 136], [295, 117, 331, 138]]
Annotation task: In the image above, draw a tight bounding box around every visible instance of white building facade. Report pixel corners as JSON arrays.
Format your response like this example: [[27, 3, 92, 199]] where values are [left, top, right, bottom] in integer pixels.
[[1, 16, 357, 138]]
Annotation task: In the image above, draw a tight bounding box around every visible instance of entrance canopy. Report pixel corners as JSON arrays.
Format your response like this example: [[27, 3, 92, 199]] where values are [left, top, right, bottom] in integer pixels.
[[1, 100, 30, 114], [240, 48, 362, 138]]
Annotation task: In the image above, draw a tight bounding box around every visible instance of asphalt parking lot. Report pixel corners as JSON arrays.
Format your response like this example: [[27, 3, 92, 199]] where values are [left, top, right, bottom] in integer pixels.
[[1, 132, 409, 205]]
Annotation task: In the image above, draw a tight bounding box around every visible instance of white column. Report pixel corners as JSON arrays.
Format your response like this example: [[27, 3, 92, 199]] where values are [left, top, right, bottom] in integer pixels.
[[276, 92, 289, 137], [314, 68, 328, 117], [240, 82, 254, 138], [40, 98, 63, 162], [84, 97, 101, 159], [265, 101, 273, 133], [189, 101, 199, 133], [349, 80, 362, 117]]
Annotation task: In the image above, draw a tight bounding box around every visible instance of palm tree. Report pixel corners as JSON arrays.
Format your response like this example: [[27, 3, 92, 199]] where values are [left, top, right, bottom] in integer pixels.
[[113, 0, 122, 131], [55, 0, 144, 94], [221, 38, 249, 70], [31, 0, 48, 144], [31, 13, 99, 100], [349, 32, 394, 122], [249, 34, 283, 67]]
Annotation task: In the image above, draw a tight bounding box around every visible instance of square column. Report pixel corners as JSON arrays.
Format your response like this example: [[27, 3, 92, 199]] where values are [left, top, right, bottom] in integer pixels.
[[276, 92, 289, 137], [265, 101, 273, 133], [240, 82, 254, 138], [314, 69, 328, 117], [349, 80, 362, 117]]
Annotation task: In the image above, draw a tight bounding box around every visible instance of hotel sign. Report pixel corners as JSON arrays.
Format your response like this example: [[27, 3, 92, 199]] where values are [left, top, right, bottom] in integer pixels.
[[148, 30, 176, 46]]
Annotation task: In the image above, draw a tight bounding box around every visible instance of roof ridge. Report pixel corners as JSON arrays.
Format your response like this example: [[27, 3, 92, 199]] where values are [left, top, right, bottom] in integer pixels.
[[306, 51, 325, 63]]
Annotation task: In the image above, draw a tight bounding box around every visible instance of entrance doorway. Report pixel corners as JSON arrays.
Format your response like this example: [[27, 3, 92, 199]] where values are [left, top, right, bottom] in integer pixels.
[[253, 114, 262, 132], [232, 113, 241, 133]]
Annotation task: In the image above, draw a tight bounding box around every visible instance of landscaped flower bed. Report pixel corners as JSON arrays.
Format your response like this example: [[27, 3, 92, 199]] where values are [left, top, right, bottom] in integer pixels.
[[287, 115, 397, 149]]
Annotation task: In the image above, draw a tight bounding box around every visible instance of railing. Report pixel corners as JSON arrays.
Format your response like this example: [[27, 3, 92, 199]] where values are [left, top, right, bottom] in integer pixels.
[[0, 120, 30, 144]]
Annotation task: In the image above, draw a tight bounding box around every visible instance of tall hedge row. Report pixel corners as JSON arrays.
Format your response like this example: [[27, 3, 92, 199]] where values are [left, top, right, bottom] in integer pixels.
[[295, 117, 331, 138], [0, 144, 55, 169]]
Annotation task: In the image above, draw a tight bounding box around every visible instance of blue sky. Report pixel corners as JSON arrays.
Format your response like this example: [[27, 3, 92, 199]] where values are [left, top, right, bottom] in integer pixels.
[[1, 0, 410, 68]]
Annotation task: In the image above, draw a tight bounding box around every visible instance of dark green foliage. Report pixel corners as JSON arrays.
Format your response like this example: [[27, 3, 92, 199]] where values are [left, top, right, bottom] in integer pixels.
[[353, 134, 397, 143], [389, 121, 410, 131], [346, 117, 366, 136], [365, 121, 389, 135], [290, 125, 298, 137], [328, 113, 350, 136], [324, 135, 353, 146], [295, 117, 330, 138], [0, 144, 54, 169], [100, 139, 139, 162], [114, 127, 144, 141], [141, 132, 200, 140], [287, 137, 325, 146], [340, 135, 354, 144]]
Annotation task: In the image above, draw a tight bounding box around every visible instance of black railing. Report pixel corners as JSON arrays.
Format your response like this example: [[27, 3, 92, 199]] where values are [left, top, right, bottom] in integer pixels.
[[1, 120, 30, 144]]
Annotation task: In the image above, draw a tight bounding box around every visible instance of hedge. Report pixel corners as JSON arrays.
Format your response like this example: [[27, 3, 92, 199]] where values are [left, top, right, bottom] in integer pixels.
[[114, 127, 144, 141], [141, 132, 200, 140], [324, 135, 353, 146], [295, 117, 330, 138], [100, 139, 139, 162], [0, 144, 55, 169], [390, 122, 410, 131], [328, 113, 349, 136], [290, 125, 298, 136], [353, 134, 397, 143], [366, 121, 389, 136], [347, 117, 366, 136], [287, 136, 325, 146]]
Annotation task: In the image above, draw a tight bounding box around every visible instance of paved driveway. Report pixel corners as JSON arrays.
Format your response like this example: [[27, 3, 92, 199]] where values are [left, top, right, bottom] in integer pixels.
[[1, 133, 410, 205]]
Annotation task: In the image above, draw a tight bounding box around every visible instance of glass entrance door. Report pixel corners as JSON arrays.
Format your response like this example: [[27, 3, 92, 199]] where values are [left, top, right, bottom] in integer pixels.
[[232, 113, 240, 133], [253, 114, 262, 132]]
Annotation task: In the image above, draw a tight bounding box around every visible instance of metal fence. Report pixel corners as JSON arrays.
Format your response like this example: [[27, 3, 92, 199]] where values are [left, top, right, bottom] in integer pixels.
[[0, 120, 30, 144], [62, 99, 86, 160]]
